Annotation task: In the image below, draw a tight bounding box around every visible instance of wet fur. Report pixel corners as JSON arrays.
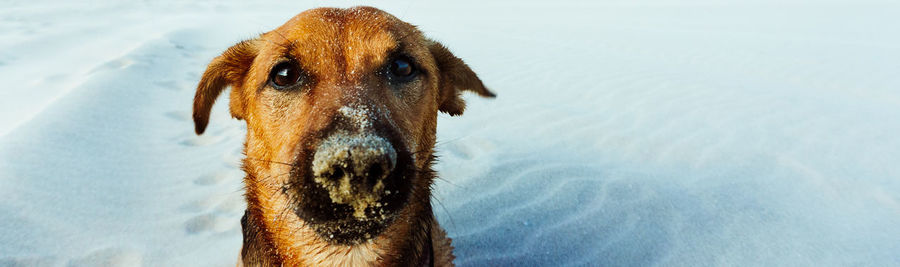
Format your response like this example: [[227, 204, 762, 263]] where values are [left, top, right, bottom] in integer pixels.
[[193, 6, 493, 266]]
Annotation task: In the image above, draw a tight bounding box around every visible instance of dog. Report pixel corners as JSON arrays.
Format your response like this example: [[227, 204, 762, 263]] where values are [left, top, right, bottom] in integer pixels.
[[192, 6, 494, 266]]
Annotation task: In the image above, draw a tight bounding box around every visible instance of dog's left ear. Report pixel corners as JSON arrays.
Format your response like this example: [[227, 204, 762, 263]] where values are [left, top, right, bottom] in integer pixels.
[[428, 40, 495, 116], [193, 39, 259, 135]]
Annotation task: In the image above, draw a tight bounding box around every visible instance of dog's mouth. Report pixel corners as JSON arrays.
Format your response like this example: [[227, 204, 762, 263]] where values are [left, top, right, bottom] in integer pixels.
[[288, 133, 415, 244]]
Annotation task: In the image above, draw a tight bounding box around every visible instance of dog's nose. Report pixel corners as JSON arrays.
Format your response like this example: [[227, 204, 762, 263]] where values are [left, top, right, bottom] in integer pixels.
[[315, 140, 396, 186], [311, 133, 397, 217]]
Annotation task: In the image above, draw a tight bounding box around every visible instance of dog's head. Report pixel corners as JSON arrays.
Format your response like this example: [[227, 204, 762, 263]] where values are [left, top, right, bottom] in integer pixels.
[[192, 6, 493, 245]]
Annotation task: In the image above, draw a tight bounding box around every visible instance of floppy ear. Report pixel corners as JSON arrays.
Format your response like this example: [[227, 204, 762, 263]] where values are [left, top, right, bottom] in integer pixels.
[[428, 40, 495, 116], [193, 39, 259, 135]]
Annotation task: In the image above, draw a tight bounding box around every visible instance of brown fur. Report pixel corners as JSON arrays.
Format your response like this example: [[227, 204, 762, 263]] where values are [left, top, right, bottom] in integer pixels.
[[192, 6, 493, 267]]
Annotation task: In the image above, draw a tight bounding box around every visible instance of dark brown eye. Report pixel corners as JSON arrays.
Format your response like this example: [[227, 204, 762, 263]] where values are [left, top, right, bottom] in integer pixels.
[[270, 62, 301, 88], [389, 57, 416, 81]]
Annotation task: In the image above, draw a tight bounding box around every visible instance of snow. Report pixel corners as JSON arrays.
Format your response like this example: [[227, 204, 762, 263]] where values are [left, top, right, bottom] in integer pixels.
[[1, 0, 899, 266]]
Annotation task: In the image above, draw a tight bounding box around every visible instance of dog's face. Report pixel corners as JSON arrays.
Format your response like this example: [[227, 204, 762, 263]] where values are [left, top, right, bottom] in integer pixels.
[[193, 7, 493, 245]]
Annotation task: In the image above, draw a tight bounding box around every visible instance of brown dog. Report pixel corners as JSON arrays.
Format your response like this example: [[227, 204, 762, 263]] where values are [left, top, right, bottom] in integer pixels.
[[192, 6, 494, 266]]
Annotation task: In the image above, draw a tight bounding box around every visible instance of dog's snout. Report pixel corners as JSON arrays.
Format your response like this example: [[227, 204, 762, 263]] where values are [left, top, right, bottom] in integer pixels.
[[311, 133, 398, 218], [318, 142, 396, 185]]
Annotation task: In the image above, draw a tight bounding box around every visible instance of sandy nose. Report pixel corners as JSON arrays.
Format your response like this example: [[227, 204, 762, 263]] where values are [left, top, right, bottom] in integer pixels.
[[311, 134, 397, 216]]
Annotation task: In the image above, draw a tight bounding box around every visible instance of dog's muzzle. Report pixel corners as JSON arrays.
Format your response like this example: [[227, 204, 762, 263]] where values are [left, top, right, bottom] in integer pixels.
[[291, 106, 414, 244]]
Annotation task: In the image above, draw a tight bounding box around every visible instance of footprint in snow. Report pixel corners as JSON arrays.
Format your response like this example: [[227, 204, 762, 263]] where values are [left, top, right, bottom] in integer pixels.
[[89, 58, 134, 74], [179, 133, 225, 147], [184, 212, 235, 235]]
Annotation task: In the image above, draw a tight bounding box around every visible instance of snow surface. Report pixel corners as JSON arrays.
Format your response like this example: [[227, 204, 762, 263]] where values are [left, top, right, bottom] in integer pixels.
[[1, 0, 899, 266]]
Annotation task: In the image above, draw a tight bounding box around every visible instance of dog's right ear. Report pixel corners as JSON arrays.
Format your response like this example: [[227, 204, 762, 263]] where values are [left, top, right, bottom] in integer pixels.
[[193, 39, 259, 135]]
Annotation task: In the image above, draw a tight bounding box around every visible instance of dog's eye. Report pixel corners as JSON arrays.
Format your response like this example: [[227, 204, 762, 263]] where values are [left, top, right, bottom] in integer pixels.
[[389, 57, 417, 81], [270, 62, 302, 88]]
